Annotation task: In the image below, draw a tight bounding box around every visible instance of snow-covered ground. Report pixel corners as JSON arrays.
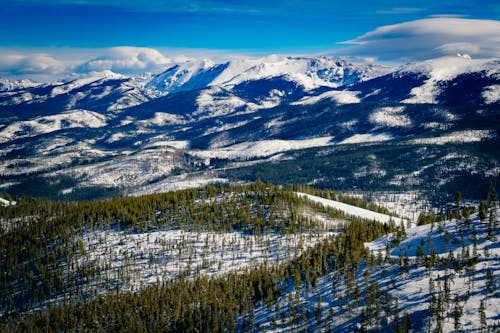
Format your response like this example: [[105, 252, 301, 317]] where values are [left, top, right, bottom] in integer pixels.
[[369, 106, 412, 128], [56, 148, 178, 188], [339, 133, 393, 144], [79, 228, 335, 291], [357, 190, 431, 222], [131, 174, 229, 196], [482, 85, 500, 104], [296, 192, 404, 224], [408, 130, 495, 145], [253, 212, 499, 332], [191, 137, 335, 160], [365, 214, 500, 332], [291, 90, 360, 105], [0, 197, 16, 206], [402, 56, 500, 104], [0, 109, 107, 143]]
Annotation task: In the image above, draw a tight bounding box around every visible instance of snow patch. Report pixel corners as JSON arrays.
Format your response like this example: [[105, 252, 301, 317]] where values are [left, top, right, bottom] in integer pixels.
[[482, 85, 500, 104], [409, 130, 495, 145], [339, 133, 392, 144], [401, 56, 500, 104], [369, 106, 412, 127], [296, 192, 403, 224], [138, 112, 185, 126], [191, 137, 335, 160], [292, 90, 360, 105], [0, 110, 107, 143], [0, 197, 16, 206]]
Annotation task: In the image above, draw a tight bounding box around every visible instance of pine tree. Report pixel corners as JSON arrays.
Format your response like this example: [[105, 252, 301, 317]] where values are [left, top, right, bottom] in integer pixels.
[[453, 295, 462, 332], [316, 294, 323, 324], [478, 201, 487, 221], [404, 312, 412, 333], [479, 299, 487, 332], [455, 192, 462, 220]]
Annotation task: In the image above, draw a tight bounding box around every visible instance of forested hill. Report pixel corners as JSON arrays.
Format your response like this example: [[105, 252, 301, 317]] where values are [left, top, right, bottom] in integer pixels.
[[1, 182, 498, 332]]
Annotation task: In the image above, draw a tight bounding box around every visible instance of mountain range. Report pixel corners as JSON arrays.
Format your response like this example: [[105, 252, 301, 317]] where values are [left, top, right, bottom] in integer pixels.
[[0, 54, 498, 201]]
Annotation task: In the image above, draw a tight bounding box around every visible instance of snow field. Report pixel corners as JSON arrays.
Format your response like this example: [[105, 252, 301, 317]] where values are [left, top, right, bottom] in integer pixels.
[[78, 228, 336, 292], [191, 136, 335, 160], [291, 90, 360, 105], [365, 214, 499, 332], [369, 106, 412, 128], [339, 133, 392, 144], [0, 109, 107, 143], [408, 130, 495, 145], [253, 213, 499, 332], [296, 192, 404, 225], [0, 197, 16, 206]]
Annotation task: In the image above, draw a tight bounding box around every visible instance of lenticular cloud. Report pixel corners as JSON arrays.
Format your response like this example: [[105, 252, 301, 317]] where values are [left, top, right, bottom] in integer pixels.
[[336, 18, 500, 62]]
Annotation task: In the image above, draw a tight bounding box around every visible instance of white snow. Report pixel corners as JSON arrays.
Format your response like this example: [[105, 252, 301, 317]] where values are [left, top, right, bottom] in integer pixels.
[[296, 192, 403, 224], [195, 86, 255, 117], [254, 212, 499, 332], [409, 130, 495, 145], [0, 110, 107, 143], [211, 56, 350, 90], [369, 106, 412, 127], [132, 174, 228, 196], [59, 149, 177, 188], [402, 56, 500, 104], [364, 214, 500, 332], [144, 140, 190, 150], [138, 112, 185, 126], [79, 228, 335, 290], [49, 74, 117, 98], [482, 85, 500, 104], [291, 90, 360, 105], [339, 133, 393, 144], [339, 119, 358, 130], [144, 56, 391, 95], [0, 197, 16, 206], [191, 137, 335, 160], [144, 59, 217, 94], [0, 78, 39, 91], [401, 56, 499, 82]]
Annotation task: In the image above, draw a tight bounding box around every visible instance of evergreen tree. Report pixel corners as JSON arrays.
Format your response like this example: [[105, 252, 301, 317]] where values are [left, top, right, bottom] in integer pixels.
[[479, 299, 487, 332]]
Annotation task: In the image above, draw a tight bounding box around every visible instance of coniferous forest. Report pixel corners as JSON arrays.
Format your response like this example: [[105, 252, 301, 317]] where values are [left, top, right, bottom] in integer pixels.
[[0, 181, 498, 332]]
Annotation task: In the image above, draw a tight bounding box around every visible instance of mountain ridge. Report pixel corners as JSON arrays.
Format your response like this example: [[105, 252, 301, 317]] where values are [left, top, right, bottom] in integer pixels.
[[0, 54, 498, 201]]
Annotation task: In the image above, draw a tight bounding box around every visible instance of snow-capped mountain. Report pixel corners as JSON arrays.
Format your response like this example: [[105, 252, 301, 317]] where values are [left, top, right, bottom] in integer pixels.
[[0, 78, 40, 91], [143, 55, 392, 97], [348, 56, 500, 105], [0, 55, 498, 200], [144, 59, 229, 96]]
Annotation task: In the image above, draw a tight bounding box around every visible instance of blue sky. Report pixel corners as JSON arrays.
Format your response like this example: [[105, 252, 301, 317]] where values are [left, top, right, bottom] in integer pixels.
[[1, 0, 499, 80], [2, 0, 498, 51]]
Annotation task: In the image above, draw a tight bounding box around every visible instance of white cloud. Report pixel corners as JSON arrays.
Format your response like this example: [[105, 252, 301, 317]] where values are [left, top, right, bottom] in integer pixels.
[[336, 18, 500, 62], [0, 51, 66, 75], [76, 47, 172, 74]]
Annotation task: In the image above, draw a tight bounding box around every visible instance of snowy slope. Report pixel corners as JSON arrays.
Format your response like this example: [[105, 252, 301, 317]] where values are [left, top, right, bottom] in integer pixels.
[[296, 192, 403, 224], [143, 56, 392, 96], [291, 90, 360, 105], [144, 59, 227, 95], [0, 197, 16, 206], [365, 214, 499, 332], [253, 212, 499, 332], [191, 137, 335, 160], [79, 229, 335, 290], [408, 130, 496, 145], [401, 56, 499, 104], [211, 56, 391, 90], [0, 78, 40, 91], [0, 109, 107, 143]]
